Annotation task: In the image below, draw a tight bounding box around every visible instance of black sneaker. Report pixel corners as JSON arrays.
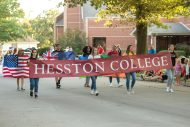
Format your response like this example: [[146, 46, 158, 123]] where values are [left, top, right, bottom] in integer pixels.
[[95, 91, 99, 96], [35, 95, 38, 98], [30, 91, 33, 97], [84, 83, 90, 87], [57, 79, 61, 85], [56, 83, 61, 89]]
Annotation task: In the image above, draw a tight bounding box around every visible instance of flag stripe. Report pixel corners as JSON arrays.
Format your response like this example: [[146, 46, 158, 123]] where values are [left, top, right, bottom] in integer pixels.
[[3, 55, 29, 78]]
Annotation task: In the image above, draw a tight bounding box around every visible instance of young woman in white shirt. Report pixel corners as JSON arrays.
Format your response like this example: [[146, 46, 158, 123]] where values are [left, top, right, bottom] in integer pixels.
[[88, 48, 101, 96]]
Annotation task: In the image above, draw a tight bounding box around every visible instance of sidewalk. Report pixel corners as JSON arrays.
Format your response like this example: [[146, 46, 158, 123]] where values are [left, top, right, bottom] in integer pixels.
[[135, 80, 190, 93]]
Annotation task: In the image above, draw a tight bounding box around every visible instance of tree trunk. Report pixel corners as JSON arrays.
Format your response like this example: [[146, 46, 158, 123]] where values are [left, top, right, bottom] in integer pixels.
[[136, 23, 147, 54]]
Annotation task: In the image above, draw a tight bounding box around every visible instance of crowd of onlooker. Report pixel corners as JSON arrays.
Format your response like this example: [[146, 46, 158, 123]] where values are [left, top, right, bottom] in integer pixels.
[[140, 45, 190, 87]]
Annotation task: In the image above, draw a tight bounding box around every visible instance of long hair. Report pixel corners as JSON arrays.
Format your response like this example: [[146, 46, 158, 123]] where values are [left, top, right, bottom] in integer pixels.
[[18, 49, 24, 56], [82, 46, 92, 56], [126, 45, 134, 55], [30, 49, 38, 59], [168, 44, 175, 51], [92, 47, 98, 56], [13, 48, 17, 55]]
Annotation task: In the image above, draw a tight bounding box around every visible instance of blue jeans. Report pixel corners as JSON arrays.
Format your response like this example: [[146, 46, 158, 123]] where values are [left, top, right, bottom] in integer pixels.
[[109, 77, 120, 84], [167, 69, 174, 88], [30, 78, 39, 93], [125, 72, 136, 91], [91, 76, 97, 91]]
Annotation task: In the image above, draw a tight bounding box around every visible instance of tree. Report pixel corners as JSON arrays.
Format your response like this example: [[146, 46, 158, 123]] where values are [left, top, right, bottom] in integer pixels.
[[64, 0, 190, 54], [59, 29, 87, 54], [0, 0, 25, 42], [31, 10, 59, 48], [24, 10, 59, 48]]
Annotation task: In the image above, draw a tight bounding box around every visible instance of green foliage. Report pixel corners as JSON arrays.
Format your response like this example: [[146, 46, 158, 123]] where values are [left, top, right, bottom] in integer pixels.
[[159, 50, 186, 57], [64, 0, 190, 54], [37, 47, 50, 56], [0, 0, 25, 42], [59, 29, 87, 54], [65, 0, 190, 25], [23, 9, 59, 48], [175, 43, 190, 57]]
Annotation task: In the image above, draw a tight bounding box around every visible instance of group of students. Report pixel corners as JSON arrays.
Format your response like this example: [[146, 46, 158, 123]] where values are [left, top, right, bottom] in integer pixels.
[[3, 48, 39, 98], [80, 44, 137, 95], [174, 55, 190, 86], [166, 44, 190, 92], [3, 43, 187, 98]]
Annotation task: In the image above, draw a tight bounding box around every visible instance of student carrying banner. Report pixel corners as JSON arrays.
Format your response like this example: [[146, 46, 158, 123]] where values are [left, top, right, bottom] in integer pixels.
[[88, 47, 100, 96], [52, 43, 63, 89], [79, 46, 92, 87], [166, 44, 177, 93], [16, 49, 29, 91], [28, 49, 39, 98], [125, 45, 137, 94], [107, 45, 122, 87]]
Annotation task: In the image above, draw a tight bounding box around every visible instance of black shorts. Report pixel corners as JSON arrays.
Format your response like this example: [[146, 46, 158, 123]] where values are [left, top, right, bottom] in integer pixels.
[[162, 75, 168, 80]]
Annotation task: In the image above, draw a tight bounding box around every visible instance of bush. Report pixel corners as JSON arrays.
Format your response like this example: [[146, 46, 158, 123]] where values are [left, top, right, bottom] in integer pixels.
[[37, 47, 49, 56], [159, 50, 185, 57], [175, 43, 190, 57], [59, 29, 87, 55]]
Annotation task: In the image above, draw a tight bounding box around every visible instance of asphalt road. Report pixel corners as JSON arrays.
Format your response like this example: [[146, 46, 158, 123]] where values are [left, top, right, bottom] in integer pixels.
[[0, 77, 190, 127]]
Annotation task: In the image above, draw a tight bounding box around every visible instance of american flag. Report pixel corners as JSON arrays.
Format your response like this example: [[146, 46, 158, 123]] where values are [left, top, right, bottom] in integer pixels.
[[42, 51, 58, 60], [3, 55, 29, 78]]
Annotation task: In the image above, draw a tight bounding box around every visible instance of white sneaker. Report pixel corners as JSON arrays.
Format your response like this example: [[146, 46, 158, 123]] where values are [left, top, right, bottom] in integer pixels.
[[90, 90, 95, 95], [117, 83, 123, 87], [109, 83, 113, 87], [127, 90, 131, 95], [170, 89, 174, 93], [95, 90, 99, 96], [166, 87, 170, 92], [131, 90, 135, 94]]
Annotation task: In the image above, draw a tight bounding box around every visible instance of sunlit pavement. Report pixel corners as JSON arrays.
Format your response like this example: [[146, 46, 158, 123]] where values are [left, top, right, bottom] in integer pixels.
[[0, 76, 190, 127]]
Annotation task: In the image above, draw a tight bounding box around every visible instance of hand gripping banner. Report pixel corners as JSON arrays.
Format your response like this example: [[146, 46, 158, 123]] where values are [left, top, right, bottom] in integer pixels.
[[29, 52, 172, 78]]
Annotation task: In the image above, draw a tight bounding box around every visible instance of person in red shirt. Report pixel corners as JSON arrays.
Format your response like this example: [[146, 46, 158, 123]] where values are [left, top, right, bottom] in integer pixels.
[[108, 45, 118, 56], [107, 45, 122, 87], [97, 44, 105, 55]]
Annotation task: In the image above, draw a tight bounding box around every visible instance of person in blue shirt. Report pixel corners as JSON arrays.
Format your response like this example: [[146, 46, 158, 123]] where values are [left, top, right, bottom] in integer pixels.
[[148, 45, 156, 54], [79, 46, 92, 87]]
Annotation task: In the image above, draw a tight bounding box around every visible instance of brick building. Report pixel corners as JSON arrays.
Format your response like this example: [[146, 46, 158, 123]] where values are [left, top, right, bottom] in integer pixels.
[[54, 3, 190, 52]]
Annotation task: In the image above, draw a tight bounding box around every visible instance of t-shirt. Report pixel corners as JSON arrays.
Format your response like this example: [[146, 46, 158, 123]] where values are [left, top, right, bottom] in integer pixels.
[[127, 51, 136, 56], [148, 49, 156, 54], [108, 51, 118, 57], [79, 55, 89, 60], [97, 47, 104, 55], [88, 55, 101, 59], [53, 50, 64, 60], [118, 48, 122, 56], [175, 63, 182, 72], [170, 51, 177, 66], [101, 54, 110, 59]]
